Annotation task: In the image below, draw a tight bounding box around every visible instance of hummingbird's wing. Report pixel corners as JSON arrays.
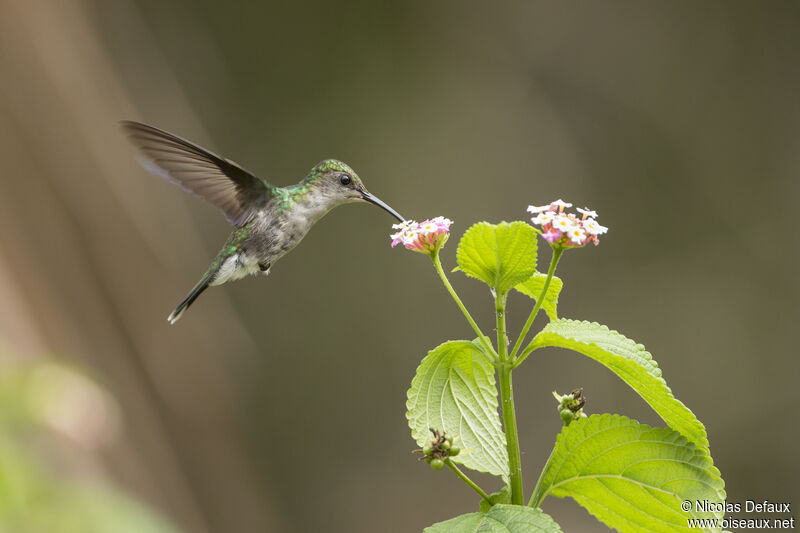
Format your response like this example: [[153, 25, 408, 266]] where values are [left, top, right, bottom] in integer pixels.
[[121, 121, 274, 226]]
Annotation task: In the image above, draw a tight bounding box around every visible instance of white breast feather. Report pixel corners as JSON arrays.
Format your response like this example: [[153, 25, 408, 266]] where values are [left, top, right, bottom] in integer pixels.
[[212, 254, 261, 285]]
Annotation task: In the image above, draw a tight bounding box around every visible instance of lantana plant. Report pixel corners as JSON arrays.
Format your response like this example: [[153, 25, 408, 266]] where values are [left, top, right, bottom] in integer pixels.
[[395, 202, 725, 532]]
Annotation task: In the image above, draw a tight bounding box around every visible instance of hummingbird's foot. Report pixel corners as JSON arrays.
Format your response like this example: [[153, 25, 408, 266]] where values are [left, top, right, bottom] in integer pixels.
[[259, 261, 271, 275]]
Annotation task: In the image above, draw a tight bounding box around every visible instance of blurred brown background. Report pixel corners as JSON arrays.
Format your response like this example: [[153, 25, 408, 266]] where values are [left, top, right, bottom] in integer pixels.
[[0, 0, 798, 531]]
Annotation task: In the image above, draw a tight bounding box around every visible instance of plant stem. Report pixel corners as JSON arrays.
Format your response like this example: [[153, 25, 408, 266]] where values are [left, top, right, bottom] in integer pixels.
[[528, 445, 556, 508], [495, 291, 524, 505], [445, 458, 493, 504], [498, 366, 523, 504], [432, 252, 496, 359], [509, 247, 563, 361], [511, 342, 537, 370]]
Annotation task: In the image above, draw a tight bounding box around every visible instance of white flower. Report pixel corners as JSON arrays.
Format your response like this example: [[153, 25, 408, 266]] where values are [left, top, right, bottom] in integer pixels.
[[527, 204, 553, 214], [392, 220, 413, 230], [552, 199, 573, 209], [582, 218, 608, 235], [568, 227, 586, 244], [531, 211, 556, 226], [419, 221, 437, 233], [552, 214, 577, 232], [429, 216, 453, 229], [577, 207, 598, 218]]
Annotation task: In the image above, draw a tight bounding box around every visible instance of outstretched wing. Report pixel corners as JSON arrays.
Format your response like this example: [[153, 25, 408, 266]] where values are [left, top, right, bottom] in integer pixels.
[[121, 121, 273, 226]]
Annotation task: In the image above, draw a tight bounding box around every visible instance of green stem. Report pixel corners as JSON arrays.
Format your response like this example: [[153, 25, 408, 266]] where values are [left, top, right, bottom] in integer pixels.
[[432, 252, 496, 359], [445, 458, 493, 504], [528, 445, 556, 508], [495, 291, 524, 505], [498, 367, 524, 504], [509, 247, 563, 361], [511, 342, 537, 370]]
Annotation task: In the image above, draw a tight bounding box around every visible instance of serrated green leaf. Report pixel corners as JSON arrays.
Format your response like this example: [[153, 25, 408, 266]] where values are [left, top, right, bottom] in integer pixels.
[[480, 485, 511, 513], [406, 341, 508, 480], [533, 414, 725, 533], [425, 505, 563, 533], [530, 319, 708, 450], [456, 222, 538, 293], [514, 273, 564, 320]]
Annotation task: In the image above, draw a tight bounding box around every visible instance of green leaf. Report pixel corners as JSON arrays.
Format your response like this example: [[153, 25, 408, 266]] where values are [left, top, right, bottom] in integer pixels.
[[406, 341, 508, 480], [480, 485, 511, 513], [456, 222, 538, 293], [514, 273, 564, 320], [529, 319, 708, 450], [533, 414, 725, 533], [425, 505, 563, 533]]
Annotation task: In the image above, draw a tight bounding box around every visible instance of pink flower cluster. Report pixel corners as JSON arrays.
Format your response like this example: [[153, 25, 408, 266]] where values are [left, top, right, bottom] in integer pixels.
[[527, 200, 608, 247], [390, 216, 453, 254]]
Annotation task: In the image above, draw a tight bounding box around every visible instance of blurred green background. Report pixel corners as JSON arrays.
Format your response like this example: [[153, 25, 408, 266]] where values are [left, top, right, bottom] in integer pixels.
[[0, 1, 798, 531]]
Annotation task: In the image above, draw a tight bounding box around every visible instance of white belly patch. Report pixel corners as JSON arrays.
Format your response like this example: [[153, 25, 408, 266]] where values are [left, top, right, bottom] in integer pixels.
[[212, 254, 262, 285]]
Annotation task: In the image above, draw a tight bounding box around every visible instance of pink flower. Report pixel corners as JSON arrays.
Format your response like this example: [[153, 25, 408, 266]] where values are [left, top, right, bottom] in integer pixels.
[[390, 217, 453, 254], [542, 229, 563, 243], [527, 201, 608, 248]]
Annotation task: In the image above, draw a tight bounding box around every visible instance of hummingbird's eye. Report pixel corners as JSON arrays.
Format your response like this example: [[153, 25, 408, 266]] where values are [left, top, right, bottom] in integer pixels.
[[339, 174, 352, 186]]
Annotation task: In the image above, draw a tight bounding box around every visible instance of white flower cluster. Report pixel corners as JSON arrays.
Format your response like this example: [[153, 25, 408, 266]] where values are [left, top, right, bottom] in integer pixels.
[[390, 216, 453, 254], [527, 200, 608, 247]]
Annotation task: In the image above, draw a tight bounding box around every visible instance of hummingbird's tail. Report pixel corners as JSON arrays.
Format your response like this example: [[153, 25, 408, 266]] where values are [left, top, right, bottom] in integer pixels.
[[167, 272, 213, 325]]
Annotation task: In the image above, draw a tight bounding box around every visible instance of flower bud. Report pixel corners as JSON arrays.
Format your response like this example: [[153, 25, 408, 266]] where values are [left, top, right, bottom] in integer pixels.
[[553, 388, 587, 426]]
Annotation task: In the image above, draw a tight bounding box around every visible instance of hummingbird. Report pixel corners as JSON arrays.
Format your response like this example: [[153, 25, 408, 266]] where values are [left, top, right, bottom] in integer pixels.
[[121, 121, 404, 324]]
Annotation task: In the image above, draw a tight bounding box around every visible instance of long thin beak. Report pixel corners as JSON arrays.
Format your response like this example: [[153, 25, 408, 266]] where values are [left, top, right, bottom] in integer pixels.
[[361, 191, 404, 222]]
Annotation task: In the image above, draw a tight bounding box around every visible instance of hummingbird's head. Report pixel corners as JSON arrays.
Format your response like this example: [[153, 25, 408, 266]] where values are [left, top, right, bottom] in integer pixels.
[[306, 159, 404, 221]]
